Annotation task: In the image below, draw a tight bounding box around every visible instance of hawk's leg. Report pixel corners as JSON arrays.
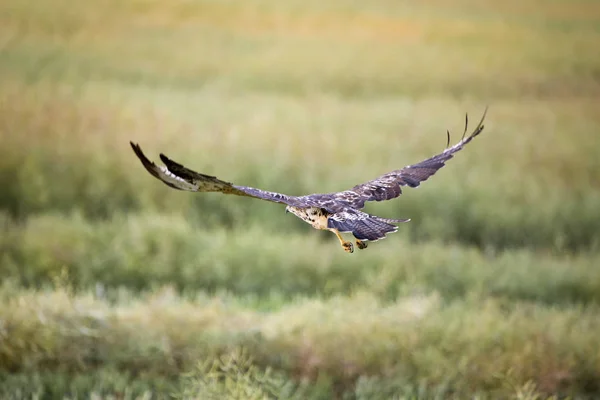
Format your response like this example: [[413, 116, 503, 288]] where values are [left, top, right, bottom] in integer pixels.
[[330, 229, 354, 253], [356, 239, 368, 250]]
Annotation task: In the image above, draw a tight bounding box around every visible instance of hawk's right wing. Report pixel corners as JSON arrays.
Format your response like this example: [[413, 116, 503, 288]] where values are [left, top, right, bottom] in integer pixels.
[[130, 142, 305, 207]]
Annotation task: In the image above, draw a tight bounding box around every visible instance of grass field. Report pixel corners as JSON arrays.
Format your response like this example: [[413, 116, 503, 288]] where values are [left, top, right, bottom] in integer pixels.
[[1, 0, 600, 398]]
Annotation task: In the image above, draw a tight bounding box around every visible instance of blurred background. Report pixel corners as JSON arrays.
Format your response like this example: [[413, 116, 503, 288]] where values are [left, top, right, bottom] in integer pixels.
[[1, 0, 599, 398]]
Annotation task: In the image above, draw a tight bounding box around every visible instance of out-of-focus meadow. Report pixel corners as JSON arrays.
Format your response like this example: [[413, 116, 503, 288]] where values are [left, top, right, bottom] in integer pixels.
[[1, 0, 600, 398]]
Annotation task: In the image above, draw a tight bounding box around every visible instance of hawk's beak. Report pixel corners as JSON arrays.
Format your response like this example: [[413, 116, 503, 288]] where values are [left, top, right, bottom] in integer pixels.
[[285, 209, 289, 214]]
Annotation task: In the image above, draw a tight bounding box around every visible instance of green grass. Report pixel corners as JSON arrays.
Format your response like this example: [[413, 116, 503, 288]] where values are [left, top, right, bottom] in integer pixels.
[[1, 87, 599, 251], [1, 286, 599, 398], [3, 213, 600, 305], [0, 0, 599, 398]]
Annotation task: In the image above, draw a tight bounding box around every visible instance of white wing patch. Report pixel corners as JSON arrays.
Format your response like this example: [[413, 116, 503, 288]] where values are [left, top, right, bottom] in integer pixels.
[[157, 166, 200, 191]]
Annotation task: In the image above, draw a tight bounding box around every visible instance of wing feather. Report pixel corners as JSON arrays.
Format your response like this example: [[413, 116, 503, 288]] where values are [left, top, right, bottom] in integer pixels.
[[332, 108, 488, 209], [130, 142, 302, 206]]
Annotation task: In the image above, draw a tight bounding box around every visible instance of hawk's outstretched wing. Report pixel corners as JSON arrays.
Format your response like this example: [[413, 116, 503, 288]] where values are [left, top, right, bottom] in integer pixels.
[[130, 142, 307, 207], [330, 108, 487, 210]]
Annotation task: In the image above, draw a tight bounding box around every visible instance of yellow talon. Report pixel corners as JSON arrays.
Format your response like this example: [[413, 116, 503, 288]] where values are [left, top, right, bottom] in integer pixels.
[[356, 240, 368, 250], [342, 241, 354, 253], [330, 228, 354, 254]]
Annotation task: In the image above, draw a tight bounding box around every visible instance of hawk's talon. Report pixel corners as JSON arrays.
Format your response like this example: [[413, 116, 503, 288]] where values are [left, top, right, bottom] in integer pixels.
[[356, 240, 368, 250], [342, 242, 354, 253]]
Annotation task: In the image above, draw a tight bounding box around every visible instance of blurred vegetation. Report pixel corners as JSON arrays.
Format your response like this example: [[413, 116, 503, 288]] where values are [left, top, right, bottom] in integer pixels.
[[0, 0, 599, 398]]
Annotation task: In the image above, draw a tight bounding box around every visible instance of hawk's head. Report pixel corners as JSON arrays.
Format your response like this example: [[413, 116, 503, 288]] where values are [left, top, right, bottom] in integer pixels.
[[285, 205, 306, 219]]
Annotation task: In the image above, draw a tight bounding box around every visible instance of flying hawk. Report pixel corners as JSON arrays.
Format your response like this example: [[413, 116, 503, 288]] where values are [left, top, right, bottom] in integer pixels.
[[131, 109, 487, 253]]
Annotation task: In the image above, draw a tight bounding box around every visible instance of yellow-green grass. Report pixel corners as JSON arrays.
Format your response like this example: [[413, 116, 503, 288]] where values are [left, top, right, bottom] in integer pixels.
[[1, 0, 600, 398], [1, 0, 599, 252], [1, 214, 600, 398], [1, 83, 599, 250], [3, 213, 600, 305], [2, 285, 599, 399], [1, 0, 599, 96]]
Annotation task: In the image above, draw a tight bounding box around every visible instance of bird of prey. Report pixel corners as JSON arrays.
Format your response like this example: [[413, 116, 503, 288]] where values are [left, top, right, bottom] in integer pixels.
[[131, 109, 487, 253]]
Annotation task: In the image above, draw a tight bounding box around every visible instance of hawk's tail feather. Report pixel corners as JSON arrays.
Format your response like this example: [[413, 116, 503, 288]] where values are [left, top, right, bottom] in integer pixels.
[[328, 215, 404, 242], [378, 217, 411, 224], [353, 218, 399, 241]]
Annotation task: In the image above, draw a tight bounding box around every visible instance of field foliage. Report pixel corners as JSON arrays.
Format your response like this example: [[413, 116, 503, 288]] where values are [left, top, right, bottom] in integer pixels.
[[1, 0, 599, 398]]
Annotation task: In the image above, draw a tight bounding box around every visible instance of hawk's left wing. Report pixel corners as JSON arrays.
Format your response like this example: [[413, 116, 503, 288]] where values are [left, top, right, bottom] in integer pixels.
[[130, 142, 307, 207], [331, 108, 487, 210]]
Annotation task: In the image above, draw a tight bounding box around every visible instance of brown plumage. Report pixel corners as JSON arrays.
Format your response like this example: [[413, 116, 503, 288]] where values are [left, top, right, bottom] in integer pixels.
[[131, 108, 488, 253]]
